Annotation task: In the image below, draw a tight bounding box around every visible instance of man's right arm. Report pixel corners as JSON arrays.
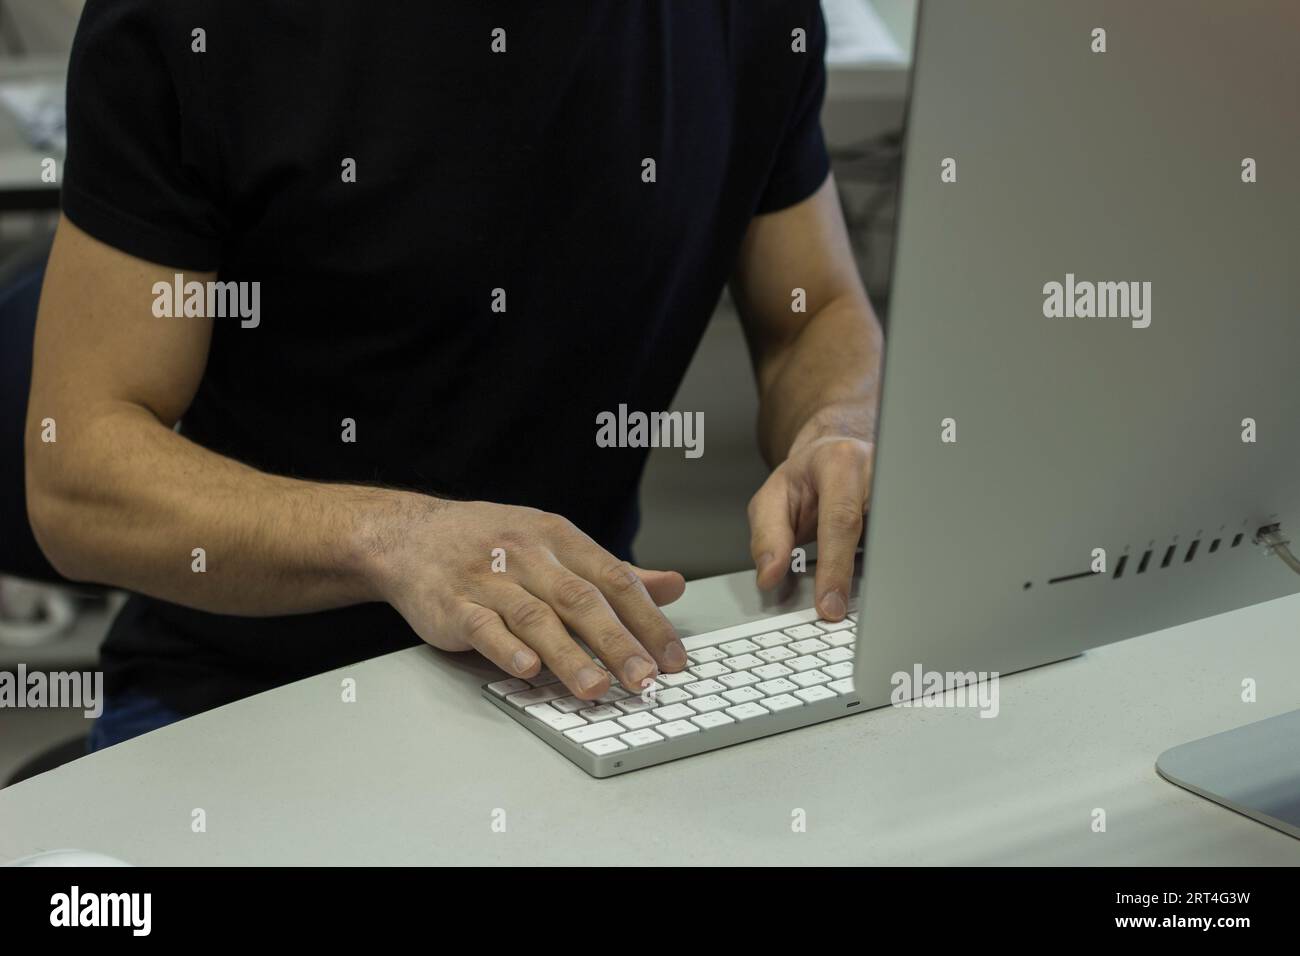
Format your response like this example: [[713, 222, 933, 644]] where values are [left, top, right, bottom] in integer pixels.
[[25, 216, 687, 699]]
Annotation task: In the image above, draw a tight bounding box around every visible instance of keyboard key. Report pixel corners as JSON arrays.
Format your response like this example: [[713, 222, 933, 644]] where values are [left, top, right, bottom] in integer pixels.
[[722, 686, 764, 704], [817, 618, 855, 632], [753, 662, 794, 680], [718, 670, 759, 689], [689, 661, 730, 679], [791, 669, 831, 687], [584, 737, 628, 755], [689, 695, 731, 713], [726, 701, 770, 721], [684, 678, 727, 696], [565, 720, 624, 743], [551, 696, 587, 714], [719, 638, 761, 655], [620, 728, 664, 747], [487, 678, 531, 698], [688, 646, 727, 663], [617, 711, 660, 730], [795, 685, 836, 704], [576, 704, 622, 721], [653, 703, 697, 722], [824, 632, 856, 648], [786, 655, 824, 673], [525, 670, 562, 687], [848, 613, 858, 622], [789, 638, 830, 654], [753, 632, 792, 648], [655, 687, 691, 704], [505, 684, 570, 708], [762, 693, 803, 712], [526, 704, 587, 732], [818, 646, 855, 664], [658, 719, 700, 738], [783, 624, 825, 640], [656, 671, 696, 687], [593, 686, 631, 703], [758, 646, 796, 663], [828, 677, 856, 695], [722, 653, 764, 670], [756, 677, 799, 695], [690, 711, 735, 730], [824, 661, 855, 679], [615, 696, 657, 714]]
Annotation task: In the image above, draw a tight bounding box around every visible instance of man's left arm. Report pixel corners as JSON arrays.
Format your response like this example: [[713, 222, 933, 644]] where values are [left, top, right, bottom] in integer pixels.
[[731, 173, 884, 621]]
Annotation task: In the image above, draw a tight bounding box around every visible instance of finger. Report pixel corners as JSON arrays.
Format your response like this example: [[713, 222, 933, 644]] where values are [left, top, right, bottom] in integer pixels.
[[632, 566, 686, 606], [748, 477, 796, 591], [454, 602, 541, 678], [589, 559, 688, 672], [521, 556, 662, 691], [812, 453, 869, 622], [484, 584, 610, 700]]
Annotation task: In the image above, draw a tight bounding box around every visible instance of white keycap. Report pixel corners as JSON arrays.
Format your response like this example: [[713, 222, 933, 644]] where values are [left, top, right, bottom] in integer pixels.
[[753, 662, 794, 680], [753, 632, 792, 648], [526, 704, 586, 732], [786, 655, 824, 673], [719, 638, 761, 655], [487, 678, 531, 697], [824, 661, 855, 679], [722, 653, 764, 670], [762, 693, 803, 712], [690, 711, 735, 730], [783, 624, 825, 640], [795, 685, 836, 704], [577, 704, 622, 721], [756, 677, 799, 695], [658, 719, 700, 738], [789, 638, 829, 654], [718, 670, 759, 689], [653, 703, 696, 722], [565, 720, 624, 743], [817, 618, 855, 632], [758, 646, 796, 663], [656, 671, 696, 687], [848, 613, 858, 622], [615, 696, 656, 714], [506, 684, 569, 708], [584, 737, 628, 755], [620, 728, 664, 747], [655, 687, 691, 704], [685, 678, 727, 696], [722, 686, 764, 704], [593, 686, 630, 703], [824, 631, 856, 648], [551, 696, 587, 714], [792, 670, 831, 688], [689, 661, 730, 679], [726, 701, 770, 721], [617, 711, 660, 730], [818, 646, 855, 664], [828, 677, 856, 695], [689, 694, 731, 713], [688, 646, 727, 663], [525, 671, 562, 687]]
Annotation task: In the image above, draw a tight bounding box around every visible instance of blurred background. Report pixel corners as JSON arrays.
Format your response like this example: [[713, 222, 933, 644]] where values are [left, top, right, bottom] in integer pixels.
[[0, 0, 915, 782]]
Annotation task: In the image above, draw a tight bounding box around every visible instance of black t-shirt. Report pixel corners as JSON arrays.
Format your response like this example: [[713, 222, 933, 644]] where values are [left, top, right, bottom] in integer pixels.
[[63, 0, 831, 717]]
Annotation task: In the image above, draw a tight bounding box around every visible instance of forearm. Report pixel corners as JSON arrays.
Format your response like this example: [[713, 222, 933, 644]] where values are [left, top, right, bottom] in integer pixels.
[[25, 402, 422, 615], [755, 293, 883, 465]]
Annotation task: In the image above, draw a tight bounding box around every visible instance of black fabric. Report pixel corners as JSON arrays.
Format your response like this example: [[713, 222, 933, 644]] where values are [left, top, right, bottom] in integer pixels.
[[62, 1, 831, 718]]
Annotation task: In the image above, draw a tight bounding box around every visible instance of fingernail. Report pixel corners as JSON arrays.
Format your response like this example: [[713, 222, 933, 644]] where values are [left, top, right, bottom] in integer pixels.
[[663, 640, 687, 669], [577, 666, 606, 694], [512, 650, 537, 674], [821, 590, 847, 620], [624, 656, 656, 688]]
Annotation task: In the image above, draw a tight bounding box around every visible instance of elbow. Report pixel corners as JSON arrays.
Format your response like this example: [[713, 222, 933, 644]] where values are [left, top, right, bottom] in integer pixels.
[[24, 452, 94, 583]]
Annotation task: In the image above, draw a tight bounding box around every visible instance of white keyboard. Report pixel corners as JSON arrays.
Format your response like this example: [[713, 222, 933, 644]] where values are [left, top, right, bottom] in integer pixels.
[[482, 606, 861, 777]]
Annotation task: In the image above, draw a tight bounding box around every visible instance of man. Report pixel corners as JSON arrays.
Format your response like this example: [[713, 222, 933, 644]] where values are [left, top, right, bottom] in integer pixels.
[[25, 1, 882, 748]]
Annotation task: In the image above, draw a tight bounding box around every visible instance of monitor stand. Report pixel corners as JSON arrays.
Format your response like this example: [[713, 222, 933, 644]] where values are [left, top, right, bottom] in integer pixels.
[[1156, 709, 1300, 840]]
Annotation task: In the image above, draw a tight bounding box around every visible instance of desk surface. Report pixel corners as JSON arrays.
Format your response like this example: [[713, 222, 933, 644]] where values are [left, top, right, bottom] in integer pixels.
[[2, 566, 1298, 866]]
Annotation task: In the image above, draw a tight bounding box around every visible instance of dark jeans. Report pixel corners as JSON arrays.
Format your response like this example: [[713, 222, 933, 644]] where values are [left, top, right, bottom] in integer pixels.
[[87, 693, 185, 751]]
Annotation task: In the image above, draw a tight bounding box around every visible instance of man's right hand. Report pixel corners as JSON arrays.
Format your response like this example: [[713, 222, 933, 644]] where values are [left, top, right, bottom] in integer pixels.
[[368, 498, 688, 701]]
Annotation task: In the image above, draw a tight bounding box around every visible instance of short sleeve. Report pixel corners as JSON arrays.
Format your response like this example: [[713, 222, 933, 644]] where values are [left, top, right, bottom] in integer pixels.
[[61, 0, 225, 271], [755, 3, 832, 214]]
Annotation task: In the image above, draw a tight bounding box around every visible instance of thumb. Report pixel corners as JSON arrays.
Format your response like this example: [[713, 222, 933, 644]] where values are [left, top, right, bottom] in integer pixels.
[[633, 566, 686, 606]]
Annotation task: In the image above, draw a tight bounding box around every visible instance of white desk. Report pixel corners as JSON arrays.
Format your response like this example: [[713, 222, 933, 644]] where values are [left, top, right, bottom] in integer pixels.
[[1, 567, 1298, 865]]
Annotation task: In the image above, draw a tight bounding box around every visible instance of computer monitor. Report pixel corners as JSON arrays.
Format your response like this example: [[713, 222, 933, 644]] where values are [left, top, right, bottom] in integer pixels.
[[854, 0, 1299, 834]]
